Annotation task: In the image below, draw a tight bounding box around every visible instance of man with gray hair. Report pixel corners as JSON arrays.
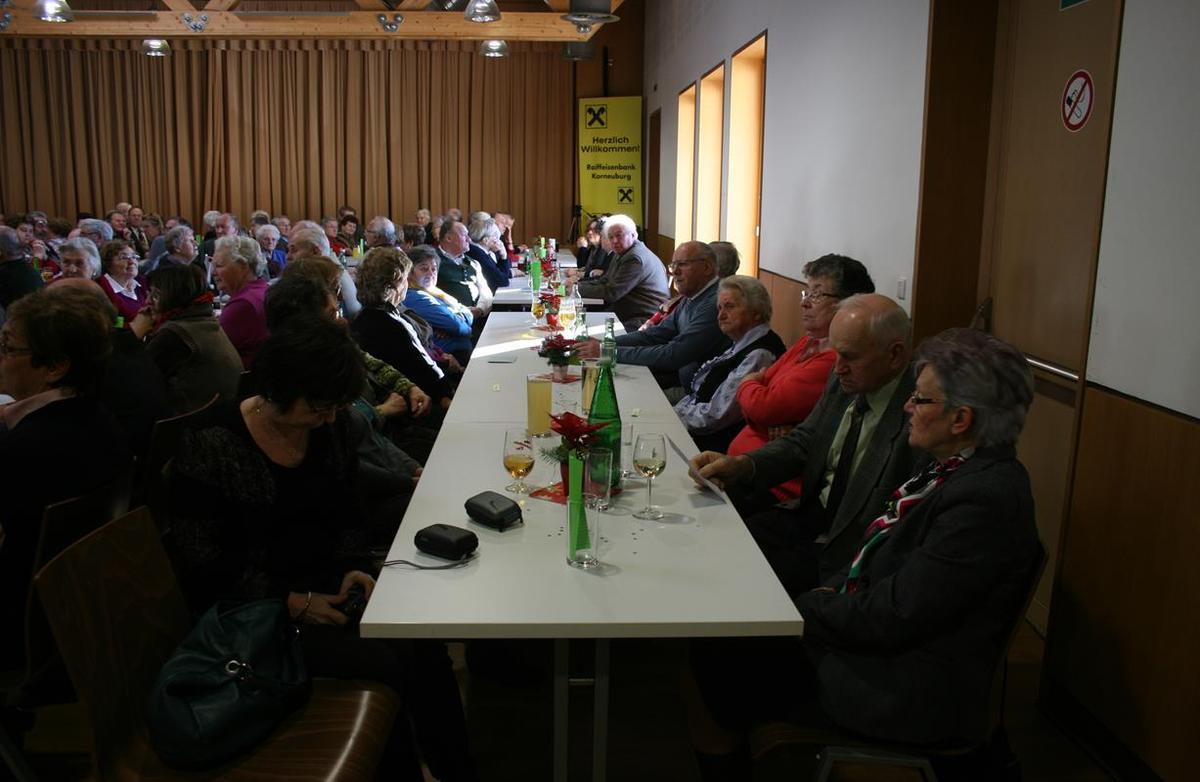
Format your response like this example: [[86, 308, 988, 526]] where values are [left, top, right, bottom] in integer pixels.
[[287, 222, 361, 320], [78, 218, 113, 249], [691, 293, 924, 594], [364, 216, 397, 249], [570, 213, 668, 331], [0, 226, 43, 322]]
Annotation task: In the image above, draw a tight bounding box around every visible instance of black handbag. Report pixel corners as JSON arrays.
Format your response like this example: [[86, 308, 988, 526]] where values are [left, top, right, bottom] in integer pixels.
[[146, 599, 311, 769]]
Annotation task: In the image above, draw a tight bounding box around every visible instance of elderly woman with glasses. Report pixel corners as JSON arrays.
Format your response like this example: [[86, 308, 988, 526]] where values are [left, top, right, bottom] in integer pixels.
[[673, 275, 785, 453], [688, 327, 1042, 776], [0, 287, 133, 671], [96, 240, 147, 324], [726, 255, 876, 505], [54, 237, 101, 281]]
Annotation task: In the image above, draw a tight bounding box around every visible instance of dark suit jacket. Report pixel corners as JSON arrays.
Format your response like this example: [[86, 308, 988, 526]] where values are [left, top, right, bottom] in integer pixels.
[[794, 446, 1041, 744], [466, 242, 510, 290], [749, 369, 923, 581], [575, 239, 668, 330]]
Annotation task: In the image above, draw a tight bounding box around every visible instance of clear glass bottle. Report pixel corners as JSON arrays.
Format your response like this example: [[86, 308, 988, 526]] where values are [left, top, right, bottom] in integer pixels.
[[600, 316, 618, 367]]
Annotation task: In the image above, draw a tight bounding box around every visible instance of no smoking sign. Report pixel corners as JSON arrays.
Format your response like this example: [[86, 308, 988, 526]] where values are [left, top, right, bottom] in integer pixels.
[[1061, 69, 1094, 132]]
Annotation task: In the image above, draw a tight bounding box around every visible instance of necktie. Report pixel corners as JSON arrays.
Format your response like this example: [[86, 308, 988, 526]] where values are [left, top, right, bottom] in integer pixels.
[[825, 394, 869, 517]]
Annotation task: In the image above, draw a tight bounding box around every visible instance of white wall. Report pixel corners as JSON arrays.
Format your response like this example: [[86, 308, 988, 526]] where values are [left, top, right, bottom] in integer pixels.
[[645, 0, 930, 306], [1087, 0, 1200, 419]]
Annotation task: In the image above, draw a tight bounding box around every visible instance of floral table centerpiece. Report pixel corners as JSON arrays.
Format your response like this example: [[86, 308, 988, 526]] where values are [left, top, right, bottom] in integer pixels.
[[537, 334, 579, 381], [537, 291, 562, 330], [547, 412, 608, 564]]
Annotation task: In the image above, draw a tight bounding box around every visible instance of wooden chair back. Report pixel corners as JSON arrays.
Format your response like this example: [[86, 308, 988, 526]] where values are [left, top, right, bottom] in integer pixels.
[[11, 468, 134, 706], [33, 507, 191, 779], [140, 392, 219, 525]]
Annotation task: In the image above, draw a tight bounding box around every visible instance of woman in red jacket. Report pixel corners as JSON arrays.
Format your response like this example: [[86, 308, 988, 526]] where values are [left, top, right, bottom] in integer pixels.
[[726, 254, 875, 503]]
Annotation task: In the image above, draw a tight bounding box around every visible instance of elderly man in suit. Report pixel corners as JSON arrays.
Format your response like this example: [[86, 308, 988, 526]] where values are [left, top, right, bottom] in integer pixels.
[[691, 293, 924, 594], [571, 213, 668, 331]]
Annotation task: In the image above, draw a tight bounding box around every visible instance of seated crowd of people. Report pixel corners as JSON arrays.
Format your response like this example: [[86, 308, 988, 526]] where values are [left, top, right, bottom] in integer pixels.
[[0, 201, 1040, 780]]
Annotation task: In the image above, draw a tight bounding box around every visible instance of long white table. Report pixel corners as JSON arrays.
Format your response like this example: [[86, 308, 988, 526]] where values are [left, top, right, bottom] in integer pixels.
[[362, 312, 802, 780]]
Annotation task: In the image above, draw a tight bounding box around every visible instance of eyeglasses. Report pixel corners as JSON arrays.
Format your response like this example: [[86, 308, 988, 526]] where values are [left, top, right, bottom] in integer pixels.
[[668, 258, 707, 272], [800, 290, 840, 304], [907, 392, 944, 407]]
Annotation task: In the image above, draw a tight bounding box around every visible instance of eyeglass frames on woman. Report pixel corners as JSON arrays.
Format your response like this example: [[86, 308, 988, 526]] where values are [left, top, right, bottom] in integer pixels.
[[800, 290, 841, 304], [907, 392, 944, 406]]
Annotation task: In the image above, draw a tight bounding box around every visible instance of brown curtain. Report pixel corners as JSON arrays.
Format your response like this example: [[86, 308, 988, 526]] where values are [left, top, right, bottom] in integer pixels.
[[0, 38, 574, 240]]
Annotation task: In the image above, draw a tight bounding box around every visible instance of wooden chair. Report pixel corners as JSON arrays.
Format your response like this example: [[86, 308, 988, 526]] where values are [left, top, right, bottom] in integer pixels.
[[1, 469, 135, 781], [34, 507, 401, 781], [11, 469, 135, 706], [139, 393, 219, 526], [751, 544, 1048, 782]]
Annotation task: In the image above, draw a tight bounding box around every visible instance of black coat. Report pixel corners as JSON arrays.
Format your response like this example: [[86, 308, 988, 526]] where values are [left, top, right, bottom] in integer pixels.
[[350, 306, 454, 403], [794, 445, 1041, 744], [0, 397, 133, 669]]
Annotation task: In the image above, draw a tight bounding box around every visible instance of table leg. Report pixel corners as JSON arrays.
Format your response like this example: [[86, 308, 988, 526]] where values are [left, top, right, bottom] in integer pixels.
[[554, 638, 568, 782], [592, 638, 611, 782]]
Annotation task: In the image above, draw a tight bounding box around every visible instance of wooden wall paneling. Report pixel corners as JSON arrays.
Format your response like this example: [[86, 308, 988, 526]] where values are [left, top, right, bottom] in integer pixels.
[[574, 0, 644, 99], [985, 0, 1121, 372], [909, 0, 998, 344], [760, 269, 806, 347], [1015, 373, 1077, 634], [1044, 386, 1200, 781], [655, 234, 674, 267]]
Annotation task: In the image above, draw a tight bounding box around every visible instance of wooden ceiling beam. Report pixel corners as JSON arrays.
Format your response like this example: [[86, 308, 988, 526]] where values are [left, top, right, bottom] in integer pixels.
[[203, 0, 242, 11], [5, 10, 600, 39]]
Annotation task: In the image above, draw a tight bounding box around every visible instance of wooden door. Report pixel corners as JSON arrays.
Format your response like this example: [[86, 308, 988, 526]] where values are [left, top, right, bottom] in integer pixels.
[[980, 0, 1122, 631]]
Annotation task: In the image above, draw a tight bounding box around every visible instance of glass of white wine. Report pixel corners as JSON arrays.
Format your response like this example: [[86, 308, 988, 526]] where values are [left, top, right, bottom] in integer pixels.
[[632, 433, 667, 520], [503, 428, 535, 493], [558, 300, 576, 333]]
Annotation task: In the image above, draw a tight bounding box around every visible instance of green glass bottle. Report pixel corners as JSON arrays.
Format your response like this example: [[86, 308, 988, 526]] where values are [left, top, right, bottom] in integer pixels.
[[587, 358, 622, 488]]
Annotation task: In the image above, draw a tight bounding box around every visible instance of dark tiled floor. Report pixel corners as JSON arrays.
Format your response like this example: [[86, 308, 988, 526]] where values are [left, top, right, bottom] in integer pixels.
[[461, 623, 1116, 781], [21, 624, 1116, 780]]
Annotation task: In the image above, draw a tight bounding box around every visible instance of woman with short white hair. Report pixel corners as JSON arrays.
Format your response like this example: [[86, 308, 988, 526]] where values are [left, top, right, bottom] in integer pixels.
[[55, 237, 101, 280], [673, 275, 785, 452], [213, 235, 270, 368], [255, 223, 286, 277]]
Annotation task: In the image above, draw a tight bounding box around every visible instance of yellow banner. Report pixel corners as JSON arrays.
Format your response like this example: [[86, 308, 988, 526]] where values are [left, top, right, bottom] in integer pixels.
[[578, 96, 643, 226]]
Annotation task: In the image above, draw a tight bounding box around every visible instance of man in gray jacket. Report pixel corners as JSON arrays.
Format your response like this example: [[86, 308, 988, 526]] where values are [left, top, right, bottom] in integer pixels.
[[573, 213, 667, 331]]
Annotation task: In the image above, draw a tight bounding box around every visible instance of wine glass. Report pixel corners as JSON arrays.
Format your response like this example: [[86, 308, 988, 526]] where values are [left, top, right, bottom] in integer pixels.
[[632, 433, 667, 520], [558, 300, 577, 333], [503, 428, 535, 493]]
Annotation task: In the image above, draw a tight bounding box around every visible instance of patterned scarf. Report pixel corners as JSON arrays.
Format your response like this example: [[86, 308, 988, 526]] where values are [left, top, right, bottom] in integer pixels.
[[151, 291, 215, 331], [841, 450, 972, 594]]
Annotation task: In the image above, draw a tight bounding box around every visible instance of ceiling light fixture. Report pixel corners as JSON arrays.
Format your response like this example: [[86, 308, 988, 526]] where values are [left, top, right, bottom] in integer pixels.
[[35, 0, 73, 23], [464, 0, 499, 24], [142, 38, 170, 56], [479, 39, 509, 58], [561, 0, 618, 35]]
